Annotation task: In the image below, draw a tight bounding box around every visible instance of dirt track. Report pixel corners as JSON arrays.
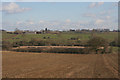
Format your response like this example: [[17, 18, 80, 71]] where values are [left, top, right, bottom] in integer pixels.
[[2, 51, 118, 78], [12, 46, 85, 50]]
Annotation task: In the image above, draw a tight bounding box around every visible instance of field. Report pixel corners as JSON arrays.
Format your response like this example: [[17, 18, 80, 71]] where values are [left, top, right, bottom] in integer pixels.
[[2, 31, 118, 43], [2, 31, 119, 78], [2, 51, 118, 78]]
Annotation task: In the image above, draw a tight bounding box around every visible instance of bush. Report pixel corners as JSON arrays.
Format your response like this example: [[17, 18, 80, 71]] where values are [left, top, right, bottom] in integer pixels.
[[2, 41, 12, 50], [44, 48, 85, 54], [12, 47, 86, 54], [87, 36, 109, 54], [12, 41, 29, 47], [29, 38, 45, 46], [12, 38, 45, 47]]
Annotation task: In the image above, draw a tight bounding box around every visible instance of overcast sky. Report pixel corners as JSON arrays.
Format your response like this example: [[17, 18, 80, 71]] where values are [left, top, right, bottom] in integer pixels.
[[1, 2, 118, 31]]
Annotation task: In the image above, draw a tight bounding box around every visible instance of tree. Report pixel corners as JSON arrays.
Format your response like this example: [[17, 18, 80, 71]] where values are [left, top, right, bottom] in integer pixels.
[[2, 41, 12, 50], [14, 28, 23, 34], [87, 36, 109, 54]]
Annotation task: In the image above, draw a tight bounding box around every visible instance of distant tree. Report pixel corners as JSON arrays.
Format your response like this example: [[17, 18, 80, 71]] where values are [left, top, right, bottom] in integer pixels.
[[45, 28, 48, 31], [14, 28, 23, 34], [2, 41, 12, 50], [87, 36, 109, 54]]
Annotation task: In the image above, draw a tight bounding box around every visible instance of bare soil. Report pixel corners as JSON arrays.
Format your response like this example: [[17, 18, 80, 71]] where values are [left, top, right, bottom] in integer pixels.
[[2, 51, 118, 78], [12, 46, 85, 49]]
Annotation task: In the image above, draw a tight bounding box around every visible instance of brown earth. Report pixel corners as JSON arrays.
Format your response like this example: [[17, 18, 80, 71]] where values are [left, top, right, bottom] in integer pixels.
[[2, 51, 119, 78]]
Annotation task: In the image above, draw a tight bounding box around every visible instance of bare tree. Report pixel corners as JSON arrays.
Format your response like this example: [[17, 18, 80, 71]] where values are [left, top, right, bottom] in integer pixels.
[[87, 36, 109, 54]]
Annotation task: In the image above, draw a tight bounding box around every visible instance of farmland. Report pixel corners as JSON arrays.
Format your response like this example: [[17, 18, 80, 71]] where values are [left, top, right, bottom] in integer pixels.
[[2, 31, 119, 78], [2, 51, 118, 78], [2, 31, 118, 43]]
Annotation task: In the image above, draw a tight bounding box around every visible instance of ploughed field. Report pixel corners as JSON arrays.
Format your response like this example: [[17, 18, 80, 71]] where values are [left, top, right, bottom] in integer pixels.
[[2, 51, 118, 78]]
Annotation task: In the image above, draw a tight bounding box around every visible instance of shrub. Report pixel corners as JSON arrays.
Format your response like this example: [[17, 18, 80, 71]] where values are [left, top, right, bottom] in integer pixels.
[[44, 48, 84, 54], [12, 41, 29, 47], [29, 38, 45, 46], [2, 41, 12, 50], [87, 36, 109, 54], [12, 47, 86, 54]]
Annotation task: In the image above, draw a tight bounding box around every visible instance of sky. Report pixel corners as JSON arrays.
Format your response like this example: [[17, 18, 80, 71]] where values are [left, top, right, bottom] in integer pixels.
[[1, 2, 118, 31]]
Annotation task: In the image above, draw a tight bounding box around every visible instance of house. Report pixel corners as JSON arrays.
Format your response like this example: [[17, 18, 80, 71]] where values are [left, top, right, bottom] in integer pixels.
[[70, 29, 75, 31], [113, 29, 120, 32], [103, 29, 110, 32]]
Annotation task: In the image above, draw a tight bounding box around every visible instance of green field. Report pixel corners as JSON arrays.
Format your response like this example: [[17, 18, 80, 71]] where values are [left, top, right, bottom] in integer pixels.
[[2, 31, 118, 44]]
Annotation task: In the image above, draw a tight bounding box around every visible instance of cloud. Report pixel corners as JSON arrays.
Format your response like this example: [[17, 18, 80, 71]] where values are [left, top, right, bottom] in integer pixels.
[[3, 19, 117, 31], [98, 2, 104, 6], [16, 20, 34, 26], [113, 2, 118, 6], [39, 20, 45, 23], [2, 2, 31, 14], [100, 10, 113, 15], [26, 20, 34, 25], [89, 2, 96, 8], [89, 2, 104, 8], [16, 21, 23, 25], [106, 16, 111, 20], [66, 19, 71, 23], [83, 13, 96, 18], [95, 19, 104, 24]]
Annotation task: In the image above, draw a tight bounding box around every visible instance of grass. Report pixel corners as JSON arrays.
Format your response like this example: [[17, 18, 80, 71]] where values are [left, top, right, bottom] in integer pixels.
[[112, 46, 119, 52], [95, 32, 118, 42], [2, 31, 118, 44]]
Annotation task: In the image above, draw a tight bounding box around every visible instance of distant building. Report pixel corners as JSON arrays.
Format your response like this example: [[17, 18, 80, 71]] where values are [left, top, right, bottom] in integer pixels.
[[92, 29, 110, 32], [70, 29, 75, 31], [113, 29, 120, 32], [103, 29, 110, 32], [81, 29, 90, 32], [36, 31, 42, 34]]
